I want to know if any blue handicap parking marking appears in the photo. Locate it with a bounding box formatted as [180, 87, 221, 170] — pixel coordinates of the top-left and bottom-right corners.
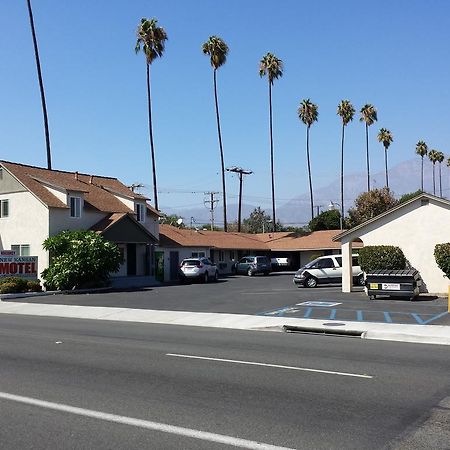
[297, 301, 342, 307]
[410, 311, 449, 325]
[258, 303, 448, 325]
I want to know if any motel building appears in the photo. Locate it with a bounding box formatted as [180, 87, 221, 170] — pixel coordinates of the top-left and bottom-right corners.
[0, 161, 160, 286]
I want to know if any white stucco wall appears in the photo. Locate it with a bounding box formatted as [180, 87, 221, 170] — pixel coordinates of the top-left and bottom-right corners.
[49, 206, 106, 236]
[0, 191, 49, 277]
[341, 198, 450, 294]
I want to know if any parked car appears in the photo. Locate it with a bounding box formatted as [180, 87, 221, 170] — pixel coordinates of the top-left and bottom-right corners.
[234, 256, 271, 276]
[293, 255, 364, 288]
[179, 257, 219, 283]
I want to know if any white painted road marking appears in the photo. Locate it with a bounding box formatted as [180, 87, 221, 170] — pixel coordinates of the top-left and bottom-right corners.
[0, 392, 294, 450]
[166, 353, 373, 379]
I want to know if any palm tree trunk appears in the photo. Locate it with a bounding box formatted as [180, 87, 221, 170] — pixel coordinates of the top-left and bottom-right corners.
[421, 156, 424, 192]
[238, 172, 243, 232]
[306, 126, 314, 221]
[432, 164, 436, 195]
[26, 0, 51, 170]
[340, 123, 345, 229]
[365, 123, 370, 191]
[213, 69, 227, 232]
[439, 163, 442, 197]
[385, 147, 389, 189]
[268, 82, 276, 232]
[146, 64, 158, 210]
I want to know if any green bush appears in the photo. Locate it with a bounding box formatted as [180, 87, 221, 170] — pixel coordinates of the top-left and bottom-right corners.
[0, 277, 29, 293]
[434, 243, 450, 278]
[27, 280, 42, 292]
[358, 245, 407, 273]
[42, 230, 123, 290]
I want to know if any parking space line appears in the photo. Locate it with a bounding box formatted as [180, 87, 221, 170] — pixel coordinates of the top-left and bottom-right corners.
[329, 309, 337, 320]
[0, 392, 293, 450]
[166, 354, 373, 379]
[356, 311, 364, 321]
[383, 312, 392, 323]
[303, 307, 312, 318]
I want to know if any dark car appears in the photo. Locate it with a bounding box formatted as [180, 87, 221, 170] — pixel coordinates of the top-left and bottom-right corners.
[234, 256, 271, 276]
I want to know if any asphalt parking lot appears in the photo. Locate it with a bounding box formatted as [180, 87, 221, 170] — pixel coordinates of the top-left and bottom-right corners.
[4, 273, 449, 326]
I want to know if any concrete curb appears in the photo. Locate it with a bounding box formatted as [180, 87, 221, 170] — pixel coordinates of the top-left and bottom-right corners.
[0, 302, 449, 346]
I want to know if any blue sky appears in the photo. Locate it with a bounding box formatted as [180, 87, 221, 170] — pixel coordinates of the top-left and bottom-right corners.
[1, 0, 450, 222]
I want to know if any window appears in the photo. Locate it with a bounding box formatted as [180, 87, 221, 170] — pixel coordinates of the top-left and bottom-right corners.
[135, 203, 145, 223]
[69, 196, 81, 218]
[0, 199, 9, 218]
[218, 251, 224, 261]
[335, 257, 342, 267]
[229, 250, 235, 261]
[0, 168, 3, 180]
[11, 244, 30, 256]
[317, 258, 334, 269]
[191, 252, 205, 258]
[352, 256, 359, 267]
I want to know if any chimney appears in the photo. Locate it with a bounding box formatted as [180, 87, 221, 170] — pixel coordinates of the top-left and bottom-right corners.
[74, 171, 79, 181]
[89, 175, 93, 184]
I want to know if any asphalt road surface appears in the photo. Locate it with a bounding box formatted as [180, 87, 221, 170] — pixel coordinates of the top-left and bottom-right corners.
[5, 273, 449, 325]
[0, 314, 449, 449]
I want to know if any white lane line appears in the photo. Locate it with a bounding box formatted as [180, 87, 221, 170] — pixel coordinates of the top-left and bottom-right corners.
[167, 353, 373, 379]
[0, 392, 293, 450]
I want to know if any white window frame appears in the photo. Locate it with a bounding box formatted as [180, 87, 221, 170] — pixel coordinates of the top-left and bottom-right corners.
[135, 203, 145, 223]
[69, 196, 81, 218]
[11, 244, 30, 256]
[0, 199, 9, 218]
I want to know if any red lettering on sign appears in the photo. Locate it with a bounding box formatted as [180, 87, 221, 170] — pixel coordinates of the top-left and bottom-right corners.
[31, 262, 36, 273]
[17, 262, 25, 274]
[9, 263, 17, 274]
[0, 263, 9, 274]
[25, 263, 31, 274]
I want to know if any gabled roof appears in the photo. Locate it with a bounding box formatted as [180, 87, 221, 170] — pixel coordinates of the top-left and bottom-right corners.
[332, 193, 450, 241]
[159, 225, 359, 251]
[0, 160, 159, 215]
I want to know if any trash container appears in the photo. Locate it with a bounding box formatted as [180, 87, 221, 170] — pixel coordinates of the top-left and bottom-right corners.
[365, 269, 422, 301]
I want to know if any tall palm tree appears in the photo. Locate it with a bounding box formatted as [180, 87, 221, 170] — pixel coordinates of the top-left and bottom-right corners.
[360, 104, 378, 191]
[26, 0, 52, 169]
[415, 140, 428, 192]
[428, 149, 439, 195]
[337, 100, 355, 229]
[298, 99, 319, 221]
[259, 53, 283, 232]
[377, 128, 393, 189]
[202, 36, 229, 231]
[436, 151, 445, 197]
[135, 18, 168, 211]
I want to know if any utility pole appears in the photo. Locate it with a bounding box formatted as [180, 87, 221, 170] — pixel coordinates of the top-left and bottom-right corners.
[226, 166, 253, 232]
[204, 192, 219, 230]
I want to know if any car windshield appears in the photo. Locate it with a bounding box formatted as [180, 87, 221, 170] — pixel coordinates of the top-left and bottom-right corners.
[181, 260, 201, 267]
[304, 259, 319, 269]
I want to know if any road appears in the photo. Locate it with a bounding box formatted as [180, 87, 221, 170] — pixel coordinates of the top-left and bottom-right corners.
[5, 273, 449, 325]
[0, 314, 449, 449]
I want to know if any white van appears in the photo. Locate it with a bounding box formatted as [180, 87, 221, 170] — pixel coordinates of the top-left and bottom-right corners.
[293, 255, 364, 288]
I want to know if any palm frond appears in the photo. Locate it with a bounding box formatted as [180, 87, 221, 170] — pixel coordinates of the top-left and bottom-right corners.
[415, 140, 428, 157]
[377, 128, 393, 150]
[360, 104, 378, 126]
[337, 100, 355, 125]
[297, 99, 319, 127]
[202, 36, 228, 69]
[259, 52, 283, 84]
[135, 17, 168, 64]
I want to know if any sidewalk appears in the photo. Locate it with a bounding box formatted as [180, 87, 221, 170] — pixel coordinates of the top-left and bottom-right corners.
[0, 301, 449, 346]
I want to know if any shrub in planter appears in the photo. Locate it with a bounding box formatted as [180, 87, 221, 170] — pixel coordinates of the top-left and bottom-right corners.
[27, 280, 42, 292]
[358, 245, 406, 273]
[0, 277, 29, 293]
[434, 243, 450, 279]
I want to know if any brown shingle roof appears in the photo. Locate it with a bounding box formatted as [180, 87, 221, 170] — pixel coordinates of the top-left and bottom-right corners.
[159, 226, 359, 251]
[1, 161, 158, 214]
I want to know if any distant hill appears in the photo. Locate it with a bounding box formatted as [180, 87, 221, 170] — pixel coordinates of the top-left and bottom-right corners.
[161, 158, 447, 227]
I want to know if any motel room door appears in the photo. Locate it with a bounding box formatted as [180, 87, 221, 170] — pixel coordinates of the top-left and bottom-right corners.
[127, 244, 137, 276]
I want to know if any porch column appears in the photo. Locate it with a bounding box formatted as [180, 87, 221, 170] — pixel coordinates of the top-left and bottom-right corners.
[342, 240, 353, 293]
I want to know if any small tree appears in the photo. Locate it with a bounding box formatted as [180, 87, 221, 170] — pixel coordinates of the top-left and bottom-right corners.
[434, 243, 450, 279]
[243, 207, 273, 234]
[42, 230, 122, 290]
[308, 209, 341, 231]
[398, 190, 423, 204]
[347, 188, 398, 228]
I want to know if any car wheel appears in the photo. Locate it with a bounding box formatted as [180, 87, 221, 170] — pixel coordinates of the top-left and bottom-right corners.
[247, 268, 253, 277]
[213, 271, 219, 282]
[357, 274, 365, 286]
[304, 276, 318, 288]
[204, 272, 209, 284]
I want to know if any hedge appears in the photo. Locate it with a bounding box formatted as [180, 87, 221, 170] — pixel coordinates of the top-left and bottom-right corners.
[0, 277, 42, 294]
[434, 243, 450, 279]
[358, 245, 407, 273]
